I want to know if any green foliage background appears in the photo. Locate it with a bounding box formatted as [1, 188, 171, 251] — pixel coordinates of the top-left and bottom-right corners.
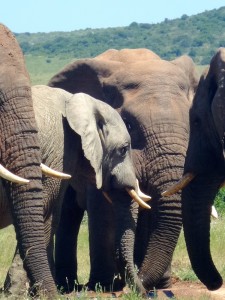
[215, 188, 225, 216]
[15, 6, 225, 65]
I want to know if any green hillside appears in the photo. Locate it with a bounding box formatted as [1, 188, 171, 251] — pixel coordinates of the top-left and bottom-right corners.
[15, 6, 225, 65]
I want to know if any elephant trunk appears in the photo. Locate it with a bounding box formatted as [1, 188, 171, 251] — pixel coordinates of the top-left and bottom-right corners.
[0, 89, 57, 296]
[113, 195, 146, 295]
[137, 192, 182, 289]
[182, 179, 223, 291]
[0, 24, 56, 296]
[133, 126, 186, 290]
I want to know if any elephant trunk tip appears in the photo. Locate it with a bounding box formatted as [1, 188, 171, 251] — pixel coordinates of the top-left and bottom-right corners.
[204, 275, 223, 291]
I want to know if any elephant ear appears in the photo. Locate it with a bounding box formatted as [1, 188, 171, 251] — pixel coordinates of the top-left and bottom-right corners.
[65, 93, 103, 189]
[209, 49, 225, 145]
[171, 55, 199, 100]
[48, 59, 116, 100]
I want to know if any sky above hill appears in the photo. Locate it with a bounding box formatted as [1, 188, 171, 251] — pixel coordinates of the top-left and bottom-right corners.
[1, 0, 224, 33]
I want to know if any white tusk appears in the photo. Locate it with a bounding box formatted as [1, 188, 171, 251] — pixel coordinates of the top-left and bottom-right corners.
[40, 163, 71, 179]
[162, 172, 195, 197]
[211, 206, 218, 219]
[126, 188, 151, 209]
[0, 164, 29, 184]
[102, 192, 112, 204]
[136, 179, 151, 201]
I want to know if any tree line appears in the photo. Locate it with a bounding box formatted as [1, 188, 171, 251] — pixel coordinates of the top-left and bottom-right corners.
[15, 6, 225, 65]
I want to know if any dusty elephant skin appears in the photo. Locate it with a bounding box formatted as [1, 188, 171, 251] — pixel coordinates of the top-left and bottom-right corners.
[5, 85, 144, 294]
[48, 48, 199, 293]
[182, 48, 225, 291]
[0, 24, 57, 297]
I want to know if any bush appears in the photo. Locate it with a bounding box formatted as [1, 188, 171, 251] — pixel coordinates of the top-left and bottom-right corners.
[214, 187, 225, 216]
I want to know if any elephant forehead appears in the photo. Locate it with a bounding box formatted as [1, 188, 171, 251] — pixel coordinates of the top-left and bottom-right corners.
[120, 89, 190, 130]
[103, 62, 189, 94]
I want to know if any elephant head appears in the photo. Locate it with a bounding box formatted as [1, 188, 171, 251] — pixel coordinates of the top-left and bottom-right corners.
[48, 48, 199, 293]
[33, 86, 149, 209]
[0, 24, 57, 296]
[177, 48, 225, 291]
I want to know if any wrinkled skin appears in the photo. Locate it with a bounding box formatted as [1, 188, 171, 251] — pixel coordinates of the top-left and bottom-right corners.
[49, 48, 199, 293]
[5, 85, 140, 294]
[182, 48, 225, 291]
[0, 24, 57, 297]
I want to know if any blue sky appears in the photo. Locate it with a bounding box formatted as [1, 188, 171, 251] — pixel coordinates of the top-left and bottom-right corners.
[1, 0, 225, 33]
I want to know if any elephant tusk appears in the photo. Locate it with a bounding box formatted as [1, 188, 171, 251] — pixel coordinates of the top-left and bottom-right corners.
[102, 192, 112, 204]
[40, 163, 71, 179]
[0, 164, 29, 184]
[136, 179, 151, 201]
[161, 172, 195, 197]
[126, 188, 151, 209]
[211, 206, 218, 219]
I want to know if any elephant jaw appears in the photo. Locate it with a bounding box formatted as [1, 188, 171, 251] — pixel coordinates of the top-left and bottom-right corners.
[126, 188, 151, 209]
[103, 179, 152, 209]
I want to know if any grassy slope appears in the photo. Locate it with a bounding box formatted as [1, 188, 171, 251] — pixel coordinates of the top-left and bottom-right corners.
[25, 55, 75, 85]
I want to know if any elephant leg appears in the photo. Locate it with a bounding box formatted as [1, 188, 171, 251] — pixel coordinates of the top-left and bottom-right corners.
[3, 245, 28, 297]
[55, 185, 84, 293]
[87, 187, 123, 292]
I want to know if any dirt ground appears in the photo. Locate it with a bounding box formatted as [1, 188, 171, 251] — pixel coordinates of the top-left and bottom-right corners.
[71, 281, 225, 299]
[155, 281, 225, 300]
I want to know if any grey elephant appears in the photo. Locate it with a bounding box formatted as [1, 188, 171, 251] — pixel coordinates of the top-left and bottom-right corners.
[0, 23, 65, 297]
[169, 48, 225, 291]
[4, 84, 149, 296]
[48, 48, 199, 293]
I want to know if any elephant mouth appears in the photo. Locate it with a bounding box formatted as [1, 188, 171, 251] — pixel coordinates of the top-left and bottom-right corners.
[103, 179, 152, 209]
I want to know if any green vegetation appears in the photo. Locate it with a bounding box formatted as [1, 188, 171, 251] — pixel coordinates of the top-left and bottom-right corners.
[16, 6, 225, 65]
[215, 188, 225, 216]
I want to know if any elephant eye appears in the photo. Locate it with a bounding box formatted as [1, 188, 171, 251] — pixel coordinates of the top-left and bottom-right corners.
[119, 145, 129, 157]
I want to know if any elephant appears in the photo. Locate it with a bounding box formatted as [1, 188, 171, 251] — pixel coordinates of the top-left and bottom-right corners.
[48, 48, 199, 293]
[4, 84, 149, 296]
[169, 47, 225, 291]
[0, 23, 64, 297]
